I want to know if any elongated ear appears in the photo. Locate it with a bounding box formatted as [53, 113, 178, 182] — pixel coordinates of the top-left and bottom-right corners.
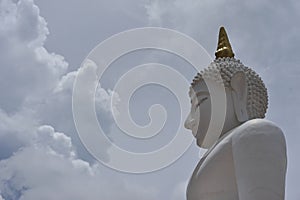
[230, 71, 249, 122]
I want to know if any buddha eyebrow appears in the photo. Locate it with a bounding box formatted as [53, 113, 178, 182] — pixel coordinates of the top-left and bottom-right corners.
[196, 91, 209, 97]
[191, 91, 209, 103]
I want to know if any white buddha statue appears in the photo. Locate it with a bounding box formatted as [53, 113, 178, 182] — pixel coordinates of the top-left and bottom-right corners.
[185, 27, 287, 200]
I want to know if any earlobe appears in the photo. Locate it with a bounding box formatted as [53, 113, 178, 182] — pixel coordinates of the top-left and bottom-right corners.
[230, 71, 249, 122]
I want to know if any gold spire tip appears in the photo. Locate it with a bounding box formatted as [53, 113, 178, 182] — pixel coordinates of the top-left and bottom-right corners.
[215, 27, 234, 59]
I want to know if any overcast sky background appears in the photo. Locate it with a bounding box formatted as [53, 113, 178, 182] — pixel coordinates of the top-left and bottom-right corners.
[0, 0, 299, 199]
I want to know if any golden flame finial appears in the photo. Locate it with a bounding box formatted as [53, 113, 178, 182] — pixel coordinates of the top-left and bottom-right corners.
[215, 27, 234, 58]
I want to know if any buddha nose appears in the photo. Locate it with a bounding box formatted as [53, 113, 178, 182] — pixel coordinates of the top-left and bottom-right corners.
[184, 114, 194, 130]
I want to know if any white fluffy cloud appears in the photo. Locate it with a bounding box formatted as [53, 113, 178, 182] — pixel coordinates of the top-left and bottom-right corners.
[0, 0, 71, 159]
[0, 0, 157, 199]
[0, 0, 67, 113]
[0, 125, 157, 200]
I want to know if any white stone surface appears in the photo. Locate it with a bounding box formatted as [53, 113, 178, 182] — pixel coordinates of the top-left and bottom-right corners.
[185, 65, 287, 199]
[186, 119, 287, 200]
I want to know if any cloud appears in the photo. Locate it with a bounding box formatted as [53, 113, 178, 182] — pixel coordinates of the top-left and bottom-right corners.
[31, 58, 119, 163]
[0, 0, 72, 160]
[0, 125, 157, 200]
[0, 0, 68, 113]
[0, 0, 157, 199]
[0, 0, 48, 47]
[0, 108, 37, 160]
[0, 0, 117, 159]
[35, 125, 75, 158]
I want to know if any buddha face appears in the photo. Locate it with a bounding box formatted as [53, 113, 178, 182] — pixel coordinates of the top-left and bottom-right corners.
[184, 81, 211, 147]
[185, 72, 249, 148]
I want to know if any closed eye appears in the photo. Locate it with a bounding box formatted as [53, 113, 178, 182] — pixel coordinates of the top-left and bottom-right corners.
[196, 97, 208, 108]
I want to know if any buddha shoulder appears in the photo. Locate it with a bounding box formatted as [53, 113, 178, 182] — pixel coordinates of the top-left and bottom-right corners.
[230, 119, 286, 146]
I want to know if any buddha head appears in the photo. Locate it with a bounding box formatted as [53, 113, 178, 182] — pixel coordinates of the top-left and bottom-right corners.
[184, 27, 268, 148]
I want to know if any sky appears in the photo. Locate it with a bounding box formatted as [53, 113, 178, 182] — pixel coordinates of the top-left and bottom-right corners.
[0, 0, 299, 199]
